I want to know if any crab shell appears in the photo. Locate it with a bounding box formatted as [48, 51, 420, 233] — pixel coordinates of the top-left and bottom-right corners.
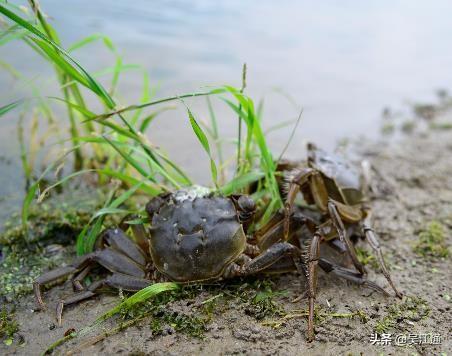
[148, 195, 246, 282]
[308, 143, 364, 205]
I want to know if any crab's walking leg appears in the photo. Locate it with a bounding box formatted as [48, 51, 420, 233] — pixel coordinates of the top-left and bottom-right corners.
[34, 254, 95, 310]
[223, 242, 301, 278]
[256, 210, 306, 251]
[56, 272, 152, 325]
[244, 242, 300, 274]
[283, 168, 317, 241]
[306, 231, 321, 342]
[72, 266, 92, 291]
[317, 258, 389, 296]
[327, 200, 366, 275]
[56, 290, 97, 326]
[35, 244, 147, 310]
[102, 228, 148, 267]
[362, 210, 403, 299]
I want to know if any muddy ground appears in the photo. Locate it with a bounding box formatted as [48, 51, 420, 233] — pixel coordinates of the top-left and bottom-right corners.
[1, 130, 451, 356]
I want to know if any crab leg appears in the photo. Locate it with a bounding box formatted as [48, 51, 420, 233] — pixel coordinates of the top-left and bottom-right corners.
[102, 228, 147, 267]
[72, 265, 93, 291]
[223, 242, 301, 278]
[361, 210, 403, 298]
[34, 254, 94, 310]
[283, 168, 318, 240]
[327, 200, 366, 275]
[56, 290, 97, 326]
[34, 247, 146, 310]
[317, 258, 389, 295]
[256, 210, 306, 250]
[306, 231, 321, 342]
[244, 242, 300, 274]
[56, 272, 152, 325]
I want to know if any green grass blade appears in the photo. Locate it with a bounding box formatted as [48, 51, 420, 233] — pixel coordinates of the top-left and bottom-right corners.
[206, 96, 225, 182]
[277, 109, 303, 162]
[139, 107, 175, 133]
[90, 89, 226, 122]
[75, 224, 90, 255]
[49, 96, 96, 119]
[21, 145, 80, 236]
[219, 171, 265, 195]
[0, 99, 24, 117]
[0, 24, 27, 46]
[106, 136, 180, 188]
[102, 135, 151, 179]
[91, 207, 132, 220]
[30, 37, 90, 87]
[77, 183, 118, 254]
[68, 33, 116, 52]
[97, 282, 180, 322]
[37, 169, 96, 203]
[131, 69, 151, 125]
[187, 108, 218, 188]
[108, 176, 154, 209]
[79, 217, 104, 254]
[0, 4, 115, 107]
[98, 169, 162, 195]
[153, 150, 193, 186]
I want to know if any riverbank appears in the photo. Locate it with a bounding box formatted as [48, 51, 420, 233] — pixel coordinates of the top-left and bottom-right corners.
[1, 129, 451, 356]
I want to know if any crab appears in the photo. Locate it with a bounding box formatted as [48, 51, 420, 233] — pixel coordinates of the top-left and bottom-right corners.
[282, 143, 403, 341]
[34, 188, 310, 326]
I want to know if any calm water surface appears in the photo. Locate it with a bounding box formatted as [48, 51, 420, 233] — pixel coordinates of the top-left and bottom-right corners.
[1, 0, 452, 220]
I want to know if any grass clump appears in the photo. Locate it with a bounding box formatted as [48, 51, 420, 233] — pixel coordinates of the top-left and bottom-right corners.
[355, 247, 380, 270]
[374, 296, 430, 334]
[0, 307, 19, 346]
[414, 221, 449, 258]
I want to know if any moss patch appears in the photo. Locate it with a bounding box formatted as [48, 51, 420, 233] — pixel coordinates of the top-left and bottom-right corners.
[0, 307, 19, 346]
[150, 309, 207, 338]
[355, 247, 380, 270]
[0, 248, 67, 298]
[115, 278, 288, 339]
[0, 189, 103, 299]
[414, 221, 449, 258]
[374, 296, 430, 334]
[0, 189, 100, 247]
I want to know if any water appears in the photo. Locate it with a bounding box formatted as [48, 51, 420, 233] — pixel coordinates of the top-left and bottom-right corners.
[1, 0, 452, 219]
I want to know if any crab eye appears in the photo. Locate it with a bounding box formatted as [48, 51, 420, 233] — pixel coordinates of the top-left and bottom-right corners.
[145, 197, 164, 217]
[237, 195, 256, 212]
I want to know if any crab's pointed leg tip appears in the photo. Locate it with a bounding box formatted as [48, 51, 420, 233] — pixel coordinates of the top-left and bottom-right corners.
[56, 302, 64, 326]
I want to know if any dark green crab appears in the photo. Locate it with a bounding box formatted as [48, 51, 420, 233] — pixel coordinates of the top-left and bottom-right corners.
[34, 188, 306, 325]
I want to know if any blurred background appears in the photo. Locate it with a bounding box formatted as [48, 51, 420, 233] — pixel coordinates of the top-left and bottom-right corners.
[1, 0, 452, 215]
